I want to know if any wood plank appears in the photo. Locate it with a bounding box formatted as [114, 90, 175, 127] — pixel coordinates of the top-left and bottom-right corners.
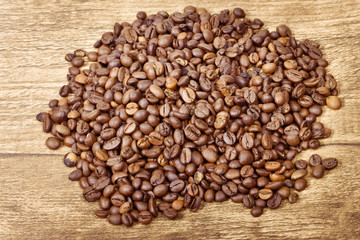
[0, 0, 360, 239]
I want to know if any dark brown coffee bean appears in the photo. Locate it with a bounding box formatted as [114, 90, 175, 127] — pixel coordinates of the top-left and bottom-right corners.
[108, 214, 121, 225]
[163, 208, 178, 220]
[309, 154, 322, 167]
[294, 179, 307, 191]
[69, 169, 82, 181]
[251, 206, 263, 217]
[288, 192, 299, 204]
[322, 158, 338, 170]
[204, 189, 215, 203]
[138, 211, 153, 224]
[294, 160, 308, 170]
[267, 192, 282, 209]
[243, 195, 255, 208]
[83, 187, 101, 202]
[95, 210, 109, 218]
[312, 165, 325, 179]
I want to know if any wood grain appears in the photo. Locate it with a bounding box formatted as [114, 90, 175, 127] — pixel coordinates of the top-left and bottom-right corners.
[1, 0, 360, 239]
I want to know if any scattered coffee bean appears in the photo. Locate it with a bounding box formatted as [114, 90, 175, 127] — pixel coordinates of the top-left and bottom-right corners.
[309, 154, 322, 167]
[326, 96, 341, 110]
[45, 137, 61, 150]
[312, 165, 325, 179]
[37, 6, 341, 226]
[322, 158, 338, 170]
[63, 152, 77, 167]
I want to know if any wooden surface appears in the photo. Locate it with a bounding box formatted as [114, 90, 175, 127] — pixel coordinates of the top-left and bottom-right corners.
[0, 0, 360, 239]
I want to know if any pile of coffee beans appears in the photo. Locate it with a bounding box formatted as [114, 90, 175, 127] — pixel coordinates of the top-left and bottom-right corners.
[36, 6, 341, 225]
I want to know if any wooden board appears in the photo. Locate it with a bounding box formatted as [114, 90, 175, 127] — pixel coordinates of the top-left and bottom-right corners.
[1, 0, 360, 239]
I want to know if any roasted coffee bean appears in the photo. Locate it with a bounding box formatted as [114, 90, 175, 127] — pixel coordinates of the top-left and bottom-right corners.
[322, 158, 338, 170]
[163, 208, 178, 220]
[294, 179, 307, 191]
[38, 7, 341, 225]
[294, 160, 308, 170]
[63, 152, 77, 167]
[83, 187, 101, 202]
[312, 165, 325, 179]
[251, 206, 263, 217]
[95, 210, 109, 218]
[309, 154, 322, 167]
[243, 195, 255, 208]
[69, 169, 82, 181]
[326, 96, 341, 110]
[267, 192, 282, 209]
[138, 211, 153, 224]
[46, 137, 61, 150]
[108, 214, 121, 225]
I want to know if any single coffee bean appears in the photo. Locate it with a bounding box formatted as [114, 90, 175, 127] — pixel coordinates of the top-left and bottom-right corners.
[294, 160, 308, 170]
[291, 169, 308, 180]
[46, 137, 61, 150]
[258, 189, 273, 200]
[288, 192, 299, 204]
[326, 96, 341, 110]
[108, 214, 121, 225]
[138, 211, 153, 224]
[189, 196, 201, 212]
[69, 169, 82, 181]
[172, 199, 184, 211]
[63, 152, 77, 167]
[95, 210, 109, 218]
[294, 179, 307, 191]
[243, 195, 255, 208]
[163, 208, 178, 220]
[322, 158, 338, 170]
[251, 206, 263, 217]
[312, 165, 325, 179]
[309, 154, 322, 167]
[267, 192, 282, 209]
[83, 187, 101, 202]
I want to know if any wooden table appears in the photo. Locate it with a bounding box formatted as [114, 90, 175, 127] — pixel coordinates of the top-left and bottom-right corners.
[1, 0, 360, 239]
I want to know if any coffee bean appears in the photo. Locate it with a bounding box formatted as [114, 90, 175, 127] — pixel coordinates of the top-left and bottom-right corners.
[288, 192, 299, 204]
[267, 192, 282, 209]
[258, 189, 273, 200]
[291, 169, 308, 180]
[169, 179, 185, 193]
[243, 195, 255, 208]
[46, 137, 61, 150]
[121, 213, 134, 227]
[326, 96, 341, 110]
[294, 179, 307, 191]
[322, 158, 338, 170]
[179, 87, 196, 103]
[69, 169, 82, 181]
[294, 160, 308, 170]
[63, 152, 77, 167]
[251, 206, 263, 217]
[163, 208, 178, 220]
[309, 154, 322, 167]
[201, 148, 218, 163]
[38, 7, 341, 224]
[83, 187, 101, 202]
[214, 191, 227, 202]
[312, 165, 325, 179]
[95, 210, 109, 218]
[138, 211, 153, 224]
[108, 214, 121, 225]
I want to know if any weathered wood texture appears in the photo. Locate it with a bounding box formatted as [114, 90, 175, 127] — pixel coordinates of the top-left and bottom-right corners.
[0, 0, 360, 239]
